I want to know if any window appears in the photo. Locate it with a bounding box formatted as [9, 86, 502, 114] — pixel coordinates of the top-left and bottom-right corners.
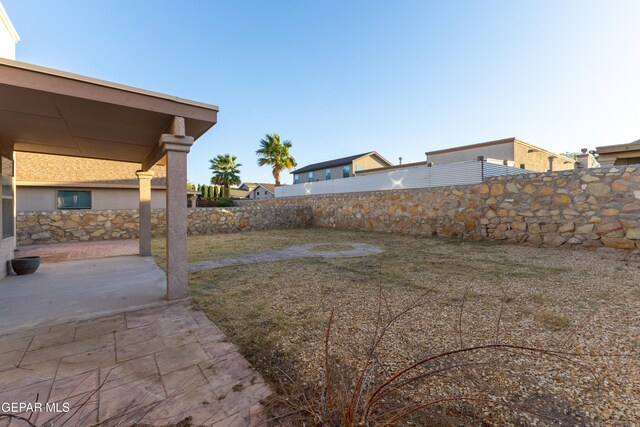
[356, 165, 364, 171]
[57, 190, 91, 209]
[293, 174, 299, 184]
[2, 156, 13, 239]
[614, 157, 640, 166]
[520, 164, 526, 169]
[325, 169, 331, 180]
[342, 165, 351, 178]
[307, 171, 313, 181]
[257, 191, 260, 195]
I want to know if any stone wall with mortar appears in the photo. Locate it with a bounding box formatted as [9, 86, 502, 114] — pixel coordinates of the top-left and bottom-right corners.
[16, 206, 312, 245]
[244, 166, 640, 252]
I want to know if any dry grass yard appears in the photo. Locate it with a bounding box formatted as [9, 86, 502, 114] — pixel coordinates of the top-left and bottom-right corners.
[152, 228, 640, 426]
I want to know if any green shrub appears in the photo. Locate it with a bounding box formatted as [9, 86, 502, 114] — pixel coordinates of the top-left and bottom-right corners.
[215, 198, 234, 207]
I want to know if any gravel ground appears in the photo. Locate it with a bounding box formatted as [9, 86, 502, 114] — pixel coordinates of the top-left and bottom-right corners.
[155, 228, 640, 425]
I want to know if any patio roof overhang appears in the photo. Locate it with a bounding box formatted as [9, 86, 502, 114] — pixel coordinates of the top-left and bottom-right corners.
[0, 57, 219, 299]
[0, 58, 218, 166]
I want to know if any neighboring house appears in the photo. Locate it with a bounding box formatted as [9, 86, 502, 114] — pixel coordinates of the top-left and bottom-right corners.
[425, 137, 575, 172]
[246, 183, 275, 200]
[595, 139, 640, 167]
[291, 151, 392, 184]
[0, 1, 18, 60]
[228, 188, 249, 199]
[15, 152, 168, 211]
[238, 182, 258, 192]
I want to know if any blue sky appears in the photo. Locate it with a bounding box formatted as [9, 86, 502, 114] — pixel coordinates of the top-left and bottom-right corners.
[4, 0, 640, 185]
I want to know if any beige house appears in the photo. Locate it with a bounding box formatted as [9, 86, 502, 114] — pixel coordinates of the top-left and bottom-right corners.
[425, 137, 575, 172]
[291, 151, 392, 184]
[246, 183, 275, 200]
[595, 139, 640, 167]
[16, 152, 168, 211]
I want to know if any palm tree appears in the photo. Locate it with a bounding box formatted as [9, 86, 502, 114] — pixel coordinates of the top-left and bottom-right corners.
[256, 133, 296, 186]
[209, 154, 242, 198]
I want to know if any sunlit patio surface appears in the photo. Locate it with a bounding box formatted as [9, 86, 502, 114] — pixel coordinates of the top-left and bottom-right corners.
[0, 241, 271, 426]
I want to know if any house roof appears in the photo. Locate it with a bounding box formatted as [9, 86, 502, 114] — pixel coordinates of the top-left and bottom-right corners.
[595, 139, 640, 154]
[291, 152, 390, 174]
[229, 188, 249, 199]
[253, 183, 275, 194]
[0, 58, 218, 165]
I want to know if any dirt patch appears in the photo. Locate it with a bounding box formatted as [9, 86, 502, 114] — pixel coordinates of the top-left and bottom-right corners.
[155, 227, 640, 425]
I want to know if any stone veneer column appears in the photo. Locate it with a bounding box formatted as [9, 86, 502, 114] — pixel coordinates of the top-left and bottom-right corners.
[136, 170, 154, 256]
[160, 134, 194, 300]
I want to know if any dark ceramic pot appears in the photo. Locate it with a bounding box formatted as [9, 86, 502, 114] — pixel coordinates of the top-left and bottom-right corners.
[11, 256, 41, 275]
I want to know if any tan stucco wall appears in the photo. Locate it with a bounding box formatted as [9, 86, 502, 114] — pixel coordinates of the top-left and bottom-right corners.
[513, 141, 574, 172]
[428, 141, 574, 172]
[17, 187, 166, 211]
[428, 142, 515, 166]
[0, 19, 15, 60]
[15, 152, 166, 186]
[353, 154, 390, 171]
[0, 2, 18, 60]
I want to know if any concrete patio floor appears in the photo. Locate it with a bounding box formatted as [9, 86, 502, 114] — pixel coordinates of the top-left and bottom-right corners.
[0, 301, 271, 426]
[16, 239, 138, 263]
[0, 255, 166, 334]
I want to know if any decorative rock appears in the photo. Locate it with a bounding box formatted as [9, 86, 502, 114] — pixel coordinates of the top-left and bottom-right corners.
[612, 179, 631, 191]
[558, 222, 575, 233]
[602, 208, 619, 216]
[586, 183, 610, 196]
[626, 228, 640, 240]
[575, 223, 594, 234]
[543, 233, 567, 247]
[601, 237, 635, 250]
[490, 183, 504, 196]
[596, 221, 622, 235]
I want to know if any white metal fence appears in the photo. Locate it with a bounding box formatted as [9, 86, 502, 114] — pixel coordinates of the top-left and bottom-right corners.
[275, 160, 530, 198]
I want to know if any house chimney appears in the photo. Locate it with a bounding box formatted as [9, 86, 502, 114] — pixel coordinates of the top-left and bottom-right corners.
[548, 156, 555, 172]
[399, 157, 402, 165]
[575, 148, 591, 169]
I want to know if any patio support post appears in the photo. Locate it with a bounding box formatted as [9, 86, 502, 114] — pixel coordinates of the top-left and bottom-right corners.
[160, 117, 194, 300]
[136, 170, 154, 256]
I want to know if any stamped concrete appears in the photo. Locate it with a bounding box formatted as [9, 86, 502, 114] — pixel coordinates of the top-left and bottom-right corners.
[0, 301, 270, 426]
[0, 256, 166, 334]
[189, 242, 382, 272]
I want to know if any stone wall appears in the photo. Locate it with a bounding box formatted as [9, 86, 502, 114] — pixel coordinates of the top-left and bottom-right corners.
[16, 206, 312, 245]
[245, 166, 640, 251]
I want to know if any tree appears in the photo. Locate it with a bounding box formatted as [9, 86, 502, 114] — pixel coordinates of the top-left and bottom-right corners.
[560, 152, 579, 161]
[197, 183, 202, 194]
[256, 133, 296, 186]
[213, 186, 218, 199]
[210, 154, 242, 198]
